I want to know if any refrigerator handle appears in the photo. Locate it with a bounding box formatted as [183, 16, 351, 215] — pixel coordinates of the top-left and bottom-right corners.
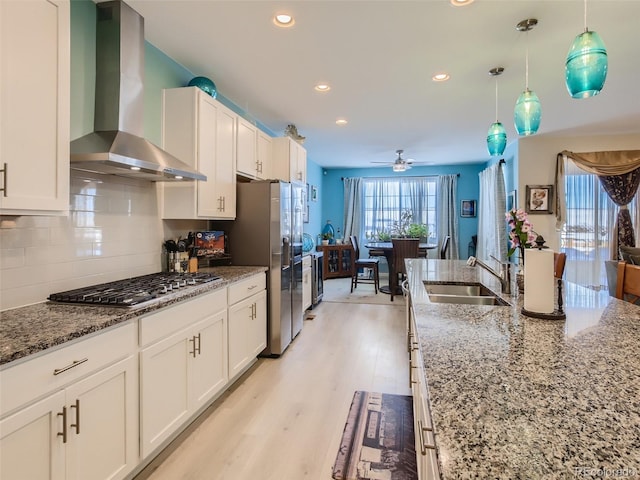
[282, 237, 291, 266]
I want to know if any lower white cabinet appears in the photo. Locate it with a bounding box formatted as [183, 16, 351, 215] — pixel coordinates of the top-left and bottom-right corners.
[302, 255, 312, 311]
[228, 274, 267, 380]
[0, 325, 138, 480]
[139, 290, 228, 458]
[409, 307, 441, 480]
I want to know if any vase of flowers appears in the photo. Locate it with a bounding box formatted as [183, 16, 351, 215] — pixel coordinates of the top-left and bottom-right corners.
[506, 208, 536, 293]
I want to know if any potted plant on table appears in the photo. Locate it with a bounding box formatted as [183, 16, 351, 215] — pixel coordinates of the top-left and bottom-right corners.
[506, 208, 536, 292]
[321, 232, 332, 245]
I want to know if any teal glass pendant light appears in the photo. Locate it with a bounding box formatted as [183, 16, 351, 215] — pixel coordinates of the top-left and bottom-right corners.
[487, 67, 507, 156]
[565, 0, 608, 98]
[514, 19, 541, 136]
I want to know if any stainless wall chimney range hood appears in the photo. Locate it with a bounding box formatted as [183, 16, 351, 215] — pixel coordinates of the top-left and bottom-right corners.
[70, 0, 206, 182]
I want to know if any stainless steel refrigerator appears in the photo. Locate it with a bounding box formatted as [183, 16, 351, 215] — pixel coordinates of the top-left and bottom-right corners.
[228, 180, 304, 356]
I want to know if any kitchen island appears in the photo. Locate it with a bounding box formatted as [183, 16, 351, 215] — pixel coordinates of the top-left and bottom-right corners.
[406, 259, 640, 479]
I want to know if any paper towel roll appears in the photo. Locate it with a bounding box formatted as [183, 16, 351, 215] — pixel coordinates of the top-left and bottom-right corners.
[524, 249, 555, 313]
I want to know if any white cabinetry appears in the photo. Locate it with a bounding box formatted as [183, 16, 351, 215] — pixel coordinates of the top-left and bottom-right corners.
[0, 0, 70, 215]
[139, 288, 228, 458]
[302, 255, 312, 311]
[228, 273, 267, 381]
[272, 137, 307, 184]
[237, 121, 272, 180]
[0, 324, 138, 480]
[162, 87, 236, 219]
[408, 303, 441, 480]
[256, 129, 273, 179]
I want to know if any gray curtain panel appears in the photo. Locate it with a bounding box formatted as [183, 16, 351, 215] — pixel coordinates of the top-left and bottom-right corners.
[436, 174, 459, 259]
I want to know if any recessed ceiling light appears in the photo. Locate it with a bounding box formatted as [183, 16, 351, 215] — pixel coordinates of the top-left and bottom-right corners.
[450, 0, 474, 6]
[432, 73, 450, 82]
[315, 83, 331, 92]
[274, 13, 295, 27]
[174, 175, 183, 180]
[130, 166, 141, 171]
[336, 119, 348, 126]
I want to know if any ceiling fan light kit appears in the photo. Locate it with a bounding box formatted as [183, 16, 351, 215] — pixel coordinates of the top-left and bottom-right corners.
[486, 67, 507, 156]
[565, 0, 608, 98]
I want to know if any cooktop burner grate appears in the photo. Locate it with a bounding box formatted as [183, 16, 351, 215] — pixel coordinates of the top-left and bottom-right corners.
[48, 272, 221, 307]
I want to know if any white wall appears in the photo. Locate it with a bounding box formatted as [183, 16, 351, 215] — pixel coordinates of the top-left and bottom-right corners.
[517, 132, 640, 251]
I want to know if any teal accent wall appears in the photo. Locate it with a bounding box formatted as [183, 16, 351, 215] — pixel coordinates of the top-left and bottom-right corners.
[320, 164, 485, 259]
[304, 158, 324, 243]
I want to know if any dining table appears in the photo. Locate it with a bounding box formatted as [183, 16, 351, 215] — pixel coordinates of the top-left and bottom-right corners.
[364, 241, 437, 294]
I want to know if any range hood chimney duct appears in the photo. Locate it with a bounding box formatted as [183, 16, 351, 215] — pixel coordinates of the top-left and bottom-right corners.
[70, 0, 206, 182]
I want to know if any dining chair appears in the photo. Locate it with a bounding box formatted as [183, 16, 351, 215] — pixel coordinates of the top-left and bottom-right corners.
[350, 235, 380, 294]
[390, 238, 420, 301]
[553, 252, 567, 279]
[615, 261, 640, 305]
[440, 235, 451, 259]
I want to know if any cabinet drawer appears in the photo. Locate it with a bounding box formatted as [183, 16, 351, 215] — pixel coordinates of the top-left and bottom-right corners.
[1, 322, 136, 417]
[139, 288, 227, 347]
[228, 273, 266, 305]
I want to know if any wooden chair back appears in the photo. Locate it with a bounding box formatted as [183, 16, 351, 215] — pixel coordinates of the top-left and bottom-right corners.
[615, 261, 640, 305]
[554, 252, 567, 279]
[440, 236, 451, 259]
[349, 235, 360, 258]
[392, 238, 420, 275]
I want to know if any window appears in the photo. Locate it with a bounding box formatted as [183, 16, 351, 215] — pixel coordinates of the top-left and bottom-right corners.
[361, 177, 437, 241]
[561, 161, 638, 290]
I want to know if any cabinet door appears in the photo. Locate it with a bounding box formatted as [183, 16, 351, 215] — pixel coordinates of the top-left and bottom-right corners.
[65, 356, 138, 480]
[256, 130, 272, 180]
[0, 391, 66, 480]
[248, 290, 267, 358]
[302, 267, 312, 311]
[190, 310, 228, 411]
[0, 0, 70, 214]
[236, 117, 258, 179]
[214, 103, 237, 218]
[228, 296, 252, 380]
[140, 329, 190, 458]
[195, 94, 220, 218]
[294, 142, 307, 184]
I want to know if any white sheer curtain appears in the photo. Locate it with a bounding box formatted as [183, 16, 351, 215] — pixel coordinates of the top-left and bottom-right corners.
[561, 158, 639, 290]
[477, 163, 507, 262]
[436, 175, 459, 259]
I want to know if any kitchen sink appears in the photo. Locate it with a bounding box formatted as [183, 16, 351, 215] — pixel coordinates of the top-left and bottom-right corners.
[424, 282, 511, 306]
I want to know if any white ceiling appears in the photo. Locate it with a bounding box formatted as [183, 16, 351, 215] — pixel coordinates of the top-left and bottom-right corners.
[128, 0, 640, 169]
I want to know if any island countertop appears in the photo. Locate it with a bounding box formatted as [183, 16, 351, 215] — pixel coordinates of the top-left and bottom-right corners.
[0, 266, 267, 367]
[406, 259, 640, 479]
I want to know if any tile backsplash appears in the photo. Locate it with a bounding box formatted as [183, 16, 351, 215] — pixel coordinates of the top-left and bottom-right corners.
[0, 172, 166, 310]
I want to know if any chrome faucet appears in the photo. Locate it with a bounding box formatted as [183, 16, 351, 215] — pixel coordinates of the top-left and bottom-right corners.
[467, 255, 511, 295]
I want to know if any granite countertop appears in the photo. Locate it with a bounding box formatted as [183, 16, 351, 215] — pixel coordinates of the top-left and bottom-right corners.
[406, 259, 640, 479]
[0, 266, 267, 367]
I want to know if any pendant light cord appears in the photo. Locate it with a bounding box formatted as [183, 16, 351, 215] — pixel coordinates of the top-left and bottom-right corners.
[584, 0, 588, 31]
[495, 77, 499, 122]
[525, 30, 530, 90]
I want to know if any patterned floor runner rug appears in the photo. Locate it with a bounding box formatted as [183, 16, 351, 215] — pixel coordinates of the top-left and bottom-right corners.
[332, 391, 418, 480]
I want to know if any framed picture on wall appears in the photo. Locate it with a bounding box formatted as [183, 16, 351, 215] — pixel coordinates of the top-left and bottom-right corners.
[525, 185, 553, 214]
[461, 200, 477, 217]
[311, 185, 318, 202]
[507, 190, 517, 211]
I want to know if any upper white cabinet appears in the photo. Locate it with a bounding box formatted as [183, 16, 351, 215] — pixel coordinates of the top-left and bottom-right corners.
[237, 122, 272, 180]
[272, 137, 307, 184]
[256, 130, 272, 180]
[0, 0, 70, 215]
[162, 87, 236, 219]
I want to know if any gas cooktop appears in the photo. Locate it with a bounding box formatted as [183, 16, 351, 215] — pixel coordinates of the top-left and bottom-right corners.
[48, 272, 221, 307]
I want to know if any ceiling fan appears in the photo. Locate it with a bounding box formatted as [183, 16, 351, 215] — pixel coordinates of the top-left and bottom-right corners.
[371, 149, 424, 172]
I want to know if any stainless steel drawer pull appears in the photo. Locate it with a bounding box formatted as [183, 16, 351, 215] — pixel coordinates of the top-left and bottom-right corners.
[418, 419, 437, 455]
[70, 399, 80, 434]
[57, 406, 67, 443]
[195, 333, 201, 355]
[53, 358, 88, 375]
[247, 284, 258, 290]
[0, 163, 7, 197]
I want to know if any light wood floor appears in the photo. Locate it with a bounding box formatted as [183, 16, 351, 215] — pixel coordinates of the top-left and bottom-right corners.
[135, 298, 410, 480]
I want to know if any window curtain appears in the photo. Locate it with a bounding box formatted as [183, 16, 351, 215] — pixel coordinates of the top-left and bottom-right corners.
[556, 150, 640, 253]
[477, 162, 507, 262]
[436, 175, 459, 259]
[342, 177, 362, 241]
